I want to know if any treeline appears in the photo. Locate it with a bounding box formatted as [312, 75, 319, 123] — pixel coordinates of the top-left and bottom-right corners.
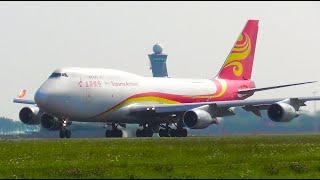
[190, 109, 320, 135]
[1, 109, 320, 137]
[0, 117, 40, 135]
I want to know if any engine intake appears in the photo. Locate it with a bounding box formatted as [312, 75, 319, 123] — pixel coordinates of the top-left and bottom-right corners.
[40, 114, 61, 131]
[19, 107, 40, 125]
[267, 102, 298, 122]
[183, 108, 217, 129]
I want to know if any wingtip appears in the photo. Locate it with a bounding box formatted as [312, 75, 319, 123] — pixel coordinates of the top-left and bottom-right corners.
[306, 81, 317, 84]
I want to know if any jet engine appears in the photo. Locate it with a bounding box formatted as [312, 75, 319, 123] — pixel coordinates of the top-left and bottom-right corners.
[19, 107, 41, 125]
[183, 108, 217, 129]
[267, 102, 298, 122]
[40, 114, 61, 131]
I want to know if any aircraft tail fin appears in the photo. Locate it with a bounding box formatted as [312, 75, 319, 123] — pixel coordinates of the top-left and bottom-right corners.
[217, 20, 259, 80]
[17, 89, 27, 99]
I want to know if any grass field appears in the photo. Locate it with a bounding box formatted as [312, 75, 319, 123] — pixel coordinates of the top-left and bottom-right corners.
[1, 135, 320, 178]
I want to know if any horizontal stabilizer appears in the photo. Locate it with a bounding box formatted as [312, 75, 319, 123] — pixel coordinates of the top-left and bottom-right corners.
[13, 98, 36, 105]
[238, 81, 317, 95]
[13, 89, 36, 104]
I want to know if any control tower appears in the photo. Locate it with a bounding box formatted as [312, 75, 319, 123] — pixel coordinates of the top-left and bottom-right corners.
[148, 44, 168, 77]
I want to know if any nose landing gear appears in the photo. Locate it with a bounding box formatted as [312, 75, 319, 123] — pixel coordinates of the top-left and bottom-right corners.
[59, 118, 71, 138]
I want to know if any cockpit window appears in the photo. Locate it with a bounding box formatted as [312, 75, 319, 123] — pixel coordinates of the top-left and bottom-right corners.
[49, 72, 68, 79]
[49, 73, 61, 78]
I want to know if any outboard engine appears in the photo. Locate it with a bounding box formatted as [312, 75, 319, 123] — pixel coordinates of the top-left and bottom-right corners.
[19, 107, 41, 125]
[267, 102, 299, 122]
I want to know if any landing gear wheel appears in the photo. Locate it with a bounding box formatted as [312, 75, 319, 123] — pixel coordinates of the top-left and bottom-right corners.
[106, 130, 112, 137]
[159, 129, 170, 137]
[59, 129, 66, 138]
[144, 129, 153, 137]
[169, 128, 188, 137]
[169, 129, 176, 137]
[182, 129, 187, 137]
[136, 129, 153, 137]
[176, 128, 187, 137]
[136, 129, 142, 137]
[106, 129, 123, 138]
[65, 129, 71, 138]
[114, 129, 123, 138]
[58, 118, 72, 139]
[59, 128, 71, 138]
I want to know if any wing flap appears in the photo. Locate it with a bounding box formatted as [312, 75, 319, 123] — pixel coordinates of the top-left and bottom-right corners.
[242, 105, 270, 117]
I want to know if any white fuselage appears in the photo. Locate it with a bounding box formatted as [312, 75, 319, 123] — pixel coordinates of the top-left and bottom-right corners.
[34, 67, 231, 123]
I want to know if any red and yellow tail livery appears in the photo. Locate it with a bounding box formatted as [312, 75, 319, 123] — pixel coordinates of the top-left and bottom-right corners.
[218, 20, 259, 80]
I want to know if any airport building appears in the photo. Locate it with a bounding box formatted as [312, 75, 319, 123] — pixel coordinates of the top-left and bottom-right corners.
[148, 44, 169, 77]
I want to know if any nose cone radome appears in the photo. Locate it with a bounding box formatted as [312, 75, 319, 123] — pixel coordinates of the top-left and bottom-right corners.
[34, 79, 74, 117]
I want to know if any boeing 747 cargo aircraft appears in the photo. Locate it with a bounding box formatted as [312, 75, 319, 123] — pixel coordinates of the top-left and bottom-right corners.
[13, 20, 320, 138]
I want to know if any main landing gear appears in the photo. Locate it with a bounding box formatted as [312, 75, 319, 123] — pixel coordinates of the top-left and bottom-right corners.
[136, 124, 153, 137]
[59, 119, 71, 138]
[158, 123, 188, 137]
[135, 122, 188, 137]
[170, 128, 188, 137]
[105, 123, 123, 138]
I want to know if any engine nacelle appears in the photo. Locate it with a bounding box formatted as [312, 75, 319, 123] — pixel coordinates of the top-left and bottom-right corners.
[267, 102, 298, 122]
[40, 114, 61, 131]
[183, 109, 217, 129]
[19, 107, 40, 125]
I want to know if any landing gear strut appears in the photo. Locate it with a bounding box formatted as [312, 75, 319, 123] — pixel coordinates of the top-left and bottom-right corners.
[105, 123, 123, 138]
[59, 118, 71, 138]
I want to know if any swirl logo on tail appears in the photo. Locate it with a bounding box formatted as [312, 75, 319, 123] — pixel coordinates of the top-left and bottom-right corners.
[223, 33, 251, 77]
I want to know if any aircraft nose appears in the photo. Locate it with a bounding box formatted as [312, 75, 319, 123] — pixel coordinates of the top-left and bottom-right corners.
[34, 87, 48, 108]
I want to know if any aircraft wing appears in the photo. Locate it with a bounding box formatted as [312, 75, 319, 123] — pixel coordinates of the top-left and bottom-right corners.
[128, 96, 320, 117]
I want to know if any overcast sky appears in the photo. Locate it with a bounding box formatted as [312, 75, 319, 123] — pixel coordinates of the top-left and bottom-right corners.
[1, 1, 320, 119]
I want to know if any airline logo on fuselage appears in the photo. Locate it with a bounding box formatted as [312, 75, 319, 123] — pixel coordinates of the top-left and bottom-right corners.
[78, 75, 139, 88]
